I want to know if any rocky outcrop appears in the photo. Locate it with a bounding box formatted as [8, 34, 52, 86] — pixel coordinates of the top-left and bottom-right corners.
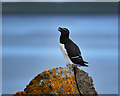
[13, 64, 97, 95]
[75, 67, 97, 94]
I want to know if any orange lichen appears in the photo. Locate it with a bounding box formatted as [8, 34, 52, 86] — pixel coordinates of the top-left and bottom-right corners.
[13, 91, 26, 96]
[13, 67, 79, 95]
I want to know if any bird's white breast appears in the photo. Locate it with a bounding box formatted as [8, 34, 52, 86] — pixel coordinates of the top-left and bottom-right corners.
[60, 43, 73, 65]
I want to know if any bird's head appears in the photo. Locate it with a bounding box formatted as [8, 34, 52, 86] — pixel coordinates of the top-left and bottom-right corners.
[58, 27, 69, 38]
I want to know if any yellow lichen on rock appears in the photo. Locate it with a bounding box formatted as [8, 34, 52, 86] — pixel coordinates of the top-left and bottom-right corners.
[13, 65, 97, 95]
[13, 67, 79, 95]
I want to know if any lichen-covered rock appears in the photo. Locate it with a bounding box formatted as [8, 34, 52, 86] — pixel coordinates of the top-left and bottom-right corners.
[13, 64, 98, 95]
[75, 67, 98, 95]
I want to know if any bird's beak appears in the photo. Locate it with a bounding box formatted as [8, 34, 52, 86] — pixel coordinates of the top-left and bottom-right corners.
[58, 27, 62, 32]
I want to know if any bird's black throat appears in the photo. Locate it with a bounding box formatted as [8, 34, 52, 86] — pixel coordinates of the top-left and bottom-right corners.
[60, 35, 69, 44]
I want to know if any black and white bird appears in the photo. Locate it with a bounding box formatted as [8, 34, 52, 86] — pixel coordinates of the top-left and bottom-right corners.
[58, 27, 88, 67]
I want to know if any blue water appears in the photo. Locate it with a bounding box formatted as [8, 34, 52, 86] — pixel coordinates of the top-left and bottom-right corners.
[2, 14, 118, 94]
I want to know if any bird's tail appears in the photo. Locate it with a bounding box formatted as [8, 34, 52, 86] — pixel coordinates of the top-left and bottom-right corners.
[84, 61, 88, 64]
[83, 61, 88, 67]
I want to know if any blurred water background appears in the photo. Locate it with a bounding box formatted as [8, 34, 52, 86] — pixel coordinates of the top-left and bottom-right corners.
[2, 2, 118, 94]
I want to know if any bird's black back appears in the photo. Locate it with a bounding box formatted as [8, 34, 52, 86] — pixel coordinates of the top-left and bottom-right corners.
[60, 37, 81, 56]
[60, 37, 88, 67]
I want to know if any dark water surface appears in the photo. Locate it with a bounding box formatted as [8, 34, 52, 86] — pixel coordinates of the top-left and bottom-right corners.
[2, 14, 118, 94]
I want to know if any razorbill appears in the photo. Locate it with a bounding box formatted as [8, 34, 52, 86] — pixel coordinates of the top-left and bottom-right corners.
[58, 27, 88, 67]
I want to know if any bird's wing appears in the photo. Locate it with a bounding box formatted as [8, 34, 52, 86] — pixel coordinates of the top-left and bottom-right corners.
[70, 52, 88, 66]
[65, 39, 88, 66]
[71, 55, 83, 60]
[65, 39, 81, 57]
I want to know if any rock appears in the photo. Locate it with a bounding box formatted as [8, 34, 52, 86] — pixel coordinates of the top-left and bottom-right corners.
[13, 64, 98, 95]
[75, 67, 97, 95]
